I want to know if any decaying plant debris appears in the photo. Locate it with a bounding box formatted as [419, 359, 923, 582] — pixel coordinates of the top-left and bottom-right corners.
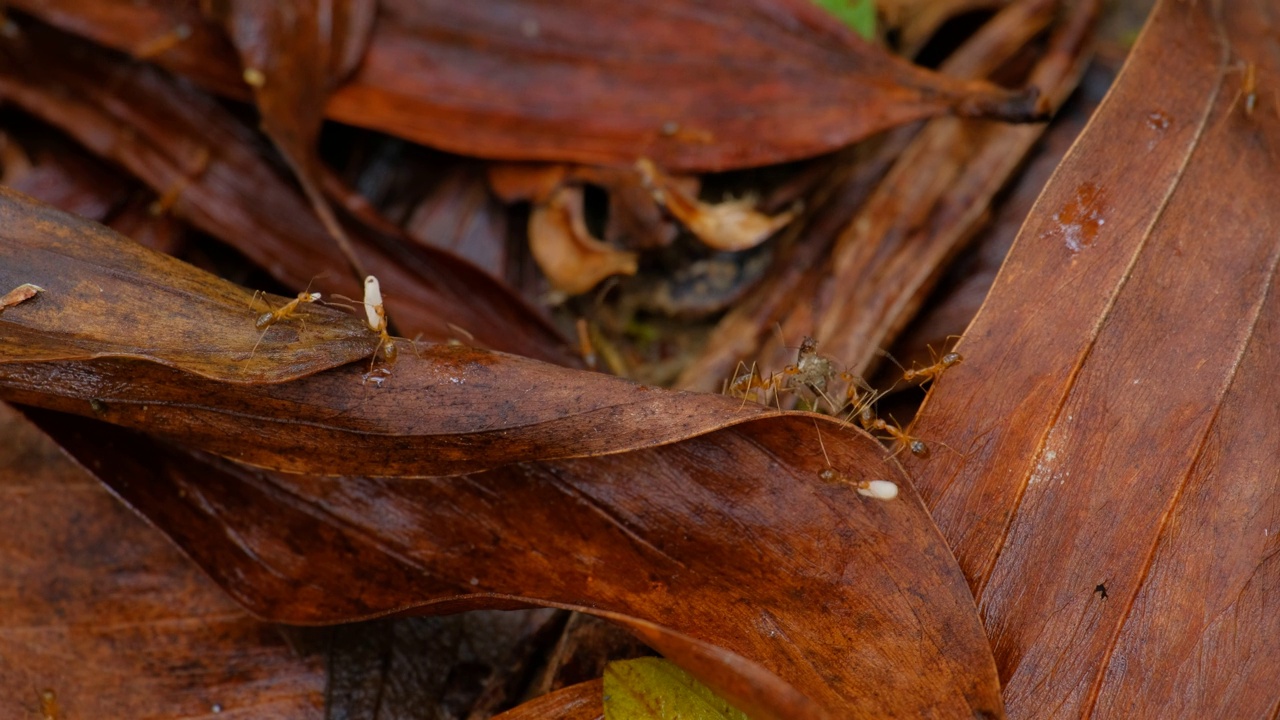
[3, 0, 1277, 718]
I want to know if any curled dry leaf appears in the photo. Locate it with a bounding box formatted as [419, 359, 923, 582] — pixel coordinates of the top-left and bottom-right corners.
[2, 192, 1004, 718]
[18, 0, 1043, 172]
[0, 404, 325, 719]
[530, 185, 639, 296]
[0, 188, 376, 383]
[636, 159, 799, 252]
[908, 0, 1280, 716]
[0, 283, 42, 312]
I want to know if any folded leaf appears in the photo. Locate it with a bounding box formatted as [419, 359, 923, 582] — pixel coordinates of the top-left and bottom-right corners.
[2, 192, 1006, 718]
[0, 22, 576, 365]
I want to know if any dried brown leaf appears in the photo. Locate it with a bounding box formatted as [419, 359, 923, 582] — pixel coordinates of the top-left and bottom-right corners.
[0, 404, 325, 719]
[18, 0, 1043, 172]
[530, 185, 640, 296]
[0, 22, 576, 365]
[2, 192, 1003, 718]
[492, 680, 603, 720]
[908, 0, 1280, 715]
[678, 0, 1065, 391]
[636, 159, 798, 252]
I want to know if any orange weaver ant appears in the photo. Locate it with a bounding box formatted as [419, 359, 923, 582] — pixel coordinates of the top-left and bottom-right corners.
[902, 351, 963, 385]
[245, 279, 323, 363]
[858, 406, 928, 458]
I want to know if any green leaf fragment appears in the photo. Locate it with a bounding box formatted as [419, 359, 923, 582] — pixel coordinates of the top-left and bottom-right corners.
[812, 0, 877, 40]
[603, 658, 750, 720]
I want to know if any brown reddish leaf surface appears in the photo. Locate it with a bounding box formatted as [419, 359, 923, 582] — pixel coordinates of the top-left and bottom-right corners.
[207, 0, 373, 159]
[492, 680, 604, 720]
[0, 404, 325, 719]
[907, 0, 1280, 715]
[206, 0, 377, 281]
[1, 194, 1004, 717]
[31, 410, 999, 719]
[762, 0, 1095, 379]
[0, 22, 576, 366]
[17, 0, 1043, 172]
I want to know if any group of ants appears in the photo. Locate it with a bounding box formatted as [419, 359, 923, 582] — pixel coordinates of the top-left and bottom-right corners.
[249, 278, 961, 498]
[725, 335, 961, 462]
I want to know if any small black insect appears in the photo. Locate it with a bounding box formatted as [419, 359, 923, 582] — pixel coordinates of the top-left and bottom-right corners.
[1094, 582, 1108, 601]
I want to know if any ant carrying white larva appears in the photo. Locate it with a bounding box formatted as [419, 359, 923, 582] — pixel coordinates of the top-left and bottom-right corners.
[813, 420, 898, 501]
[331, 275, 400, 385]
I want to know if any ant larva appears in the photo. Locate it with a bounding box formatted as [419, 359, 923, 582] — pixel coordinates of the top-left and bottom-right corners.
[360, 275, 398, 382]
[813, 420, 898, 500]
[331, 275, 399, 384]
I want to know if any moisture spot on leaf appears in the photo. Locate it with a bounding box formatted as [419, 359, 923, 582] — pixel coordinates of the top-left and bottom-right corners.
[1050, 181, 1108, 252]
[604, 658, 749, 720]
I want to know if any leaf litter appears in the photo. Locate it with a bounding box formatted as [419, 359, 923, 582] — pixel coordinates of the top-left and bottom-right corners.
[3, 1, 1266, 719]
